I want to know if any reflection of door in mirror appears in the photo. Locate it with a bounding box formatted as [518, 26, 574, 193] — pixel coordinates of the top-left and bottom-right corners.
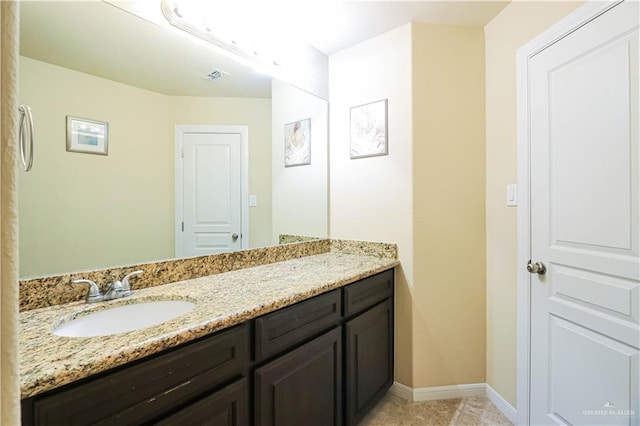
[176, 125, 248, 257]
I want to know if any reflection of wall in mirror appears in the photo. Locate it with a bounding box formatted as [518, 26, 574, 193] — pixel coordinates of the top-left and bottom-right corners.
[18, 57, 271, 278]
[272, 79, 328, 243]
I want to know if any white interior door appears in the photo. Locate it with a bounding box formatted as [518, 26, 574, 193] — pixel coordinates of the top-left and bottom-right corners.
[528, 2, 639, 425]
[176, 126, 248, 257]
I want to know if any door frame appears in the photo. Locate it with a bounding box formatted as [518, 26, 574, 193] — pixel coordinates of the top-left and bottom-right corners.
[515, 1, 624, 424]
[174, 125, 249, 257]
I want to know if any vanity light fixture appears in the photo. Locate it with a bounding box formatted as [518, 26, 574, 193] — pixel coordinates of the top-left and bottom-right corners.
[160, 0, 282, 76]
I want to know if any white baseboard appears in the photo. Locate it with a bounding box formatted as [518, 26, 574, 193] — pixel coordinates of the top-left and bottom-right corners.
[413, 383, 486, 401]
[389, 382, 413, 400]
[389, 382, 485, 401]
[390, 381, 516, 424]
[486, 384, 517, 424]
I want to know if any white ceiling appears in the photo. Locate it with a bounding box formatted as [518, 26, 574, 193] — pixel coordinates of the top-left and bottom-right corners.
[19, 1, 509, 98]
[297, 1, 509, 54]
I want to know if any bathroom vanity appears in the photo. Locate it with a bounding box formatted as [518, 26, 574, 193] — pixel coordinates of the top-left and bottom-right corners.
[19, 249, 397, 426]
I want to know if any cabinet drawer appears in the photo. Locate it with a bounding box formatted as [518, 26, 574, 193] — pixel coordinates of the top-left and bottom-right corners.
[343, 269, 393, 317]
[30, 324, 249, 426]
[255, 290, 341, 362]
[155, 377, 249, 426]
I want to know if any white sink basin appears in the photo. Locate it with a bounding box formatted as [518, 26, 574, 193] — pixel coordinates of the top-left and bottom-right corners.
[53, 300, 196, 338]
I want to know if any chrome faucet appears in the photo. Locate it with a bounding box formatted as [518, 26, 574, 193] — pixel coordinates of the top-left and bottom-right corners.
[72, 270, 143, 303]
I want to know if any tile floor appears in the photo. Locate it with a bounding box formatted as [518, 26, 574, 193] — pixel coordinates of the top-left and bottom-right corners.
[360, 393, 513, 426]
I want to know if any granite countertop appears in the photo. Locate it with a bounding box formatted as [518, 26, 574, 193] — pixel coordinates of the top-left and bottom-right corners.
[20, 252, 398, 399]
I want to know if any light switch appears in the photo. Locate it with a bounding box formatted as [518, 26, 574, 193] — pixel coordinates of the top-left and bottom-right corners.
[507, 184, 518, 207]
[249, 194, 258, 207]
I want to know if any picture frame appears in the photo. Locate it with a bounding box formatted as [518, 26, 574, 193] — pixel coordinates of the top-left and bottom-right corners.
[350, 99, 388, 159]
[66, 116, 109, 156]
[284, 118, 311, 167]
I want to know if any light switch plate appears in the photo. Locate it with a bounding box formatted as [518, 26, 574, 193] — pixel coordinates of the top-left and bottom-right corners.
[249, 194, 258, 207]
[507, 184, 518, 207]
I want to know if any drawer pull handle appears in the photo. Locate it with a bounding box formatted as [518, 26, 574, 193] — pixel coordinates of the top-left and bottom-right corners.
[163, 381, 191, 395]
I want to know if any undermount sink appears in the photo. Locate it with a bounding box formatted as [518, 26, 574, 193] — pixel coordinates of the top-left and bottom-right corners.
[53, 300, 196, 338]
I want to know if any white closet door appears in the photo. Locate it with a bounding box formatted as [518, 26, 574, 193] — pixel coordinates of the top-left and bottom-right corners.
[528, 2, 639, 424]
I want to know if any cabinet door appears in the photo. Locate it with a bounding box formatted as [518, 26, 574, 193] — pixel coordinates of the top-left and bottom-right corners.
[345, 299, 393, 426]
[254, 327, 342, 426]
[155, 378, 248, 426]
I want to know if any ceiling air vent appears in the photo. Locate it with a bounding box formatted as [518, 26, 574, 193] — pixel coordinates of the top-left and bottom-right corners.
[203, 69, 229, 82]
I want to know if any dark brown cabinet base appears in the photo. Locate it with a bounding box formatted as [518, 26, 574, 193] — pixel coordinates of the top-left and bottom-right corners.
[255, 327, 342, 426]
[156, 378, 249, 426]
[345, 299, 394, 425]
[22, 269, 394, 426]
[23, 324, 249, 426]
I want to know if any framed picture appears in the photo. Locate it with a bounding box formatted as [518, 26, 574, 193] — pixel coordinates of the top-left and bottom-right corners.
[350, 99, 388, 159]
[66, 116, 109, 156]
[284, 118, 311, 167]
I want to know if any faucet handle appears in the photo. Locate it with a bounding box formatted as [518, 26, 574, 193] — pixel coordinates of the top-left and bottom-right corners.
[121, 270, 143, 294]
[71, 279, 104, 303]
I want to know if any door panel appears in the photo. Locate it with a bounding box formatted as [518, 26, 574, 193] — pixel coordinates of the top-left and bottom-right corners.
[549, 35, 634, 251]
[194, 144, 233, 224]
[549, 317, 638, 425]
[551, 265, 638, 321]
[182, 130, 242, 256]
[528, 2, 639, 424]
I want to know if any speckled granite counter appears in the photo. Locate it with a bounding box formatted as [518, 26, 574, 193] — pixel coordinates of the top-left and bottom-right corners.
[20, 251, 398, 399]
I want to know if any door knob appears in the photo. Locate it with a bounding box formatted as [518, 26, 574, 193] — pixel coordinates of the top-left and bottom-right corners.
[527, 260, 546, 275]
[232, 233, 239, 241]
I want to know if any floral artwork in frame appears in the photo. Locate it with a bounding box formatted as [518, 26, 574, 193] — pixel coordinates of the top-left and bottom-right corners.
[350, 99, 388, 159]
[66, 116, 109, 156]
[284, 118, 311, 167]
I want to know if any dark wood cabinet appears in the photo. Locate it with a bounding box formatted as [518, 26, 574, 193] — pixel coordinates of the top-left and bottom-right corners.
[345, 299, 394, 426]
[22, 269, 395, 426]
[254, 327, 342, 426]
[343, 270, 393, 318]
[24, 324, 249, 426]
[254, 289, 341, 362]
[252, 270, 394, 426]
[155, 377, 249, 426]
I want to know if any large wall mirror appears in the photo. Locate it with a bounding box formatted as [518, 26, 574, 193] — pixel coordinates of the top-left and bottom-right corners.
[18, 1, 328, 278]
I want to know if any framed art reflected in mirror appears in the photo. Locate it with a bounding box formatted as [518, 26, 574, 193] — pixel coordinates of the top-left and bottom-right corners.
[66, 116, 109, 156]
[284, 118, 311, 167]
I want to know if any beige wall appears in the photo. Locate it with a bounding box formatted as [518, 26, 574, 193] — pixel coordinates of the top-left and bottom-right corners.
[19, 57, 272, 277]
[484, 0, 584, 406]
[330, 22, 486, 388]
[412, 23, 486, 388]
[169, 96, 272, 249]
[271, 79, 328, 243]
[329, 24, 414, 385]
